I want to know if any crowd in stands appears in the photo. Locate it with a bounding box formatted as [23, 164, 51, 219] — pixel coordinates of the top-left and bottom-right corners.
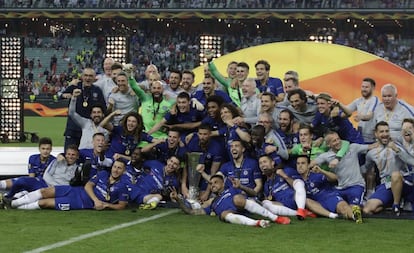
[22, 26, 414, 98]
[0, 0, 412, 8]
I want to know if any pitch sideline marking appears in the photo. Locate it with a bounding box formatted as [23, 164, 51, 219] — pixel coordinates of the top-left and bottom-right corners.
[24, 209, 179, 253]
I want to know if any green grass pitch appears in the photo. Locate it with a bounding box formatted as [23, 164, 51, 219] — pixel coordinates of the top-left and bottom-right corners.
[1, 117, 414, 252]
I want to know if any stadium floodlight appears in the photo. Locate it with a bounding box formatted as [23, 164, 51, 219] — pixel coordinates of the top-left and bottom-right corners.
[199, 35, 222, 65]
[105, 36, 128, 64]
[0, 37, 24, 142]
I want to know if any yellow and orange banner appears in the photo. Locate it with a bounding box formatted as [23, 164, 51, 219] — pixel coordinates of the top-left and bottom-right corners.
[194, 41, 414, 105]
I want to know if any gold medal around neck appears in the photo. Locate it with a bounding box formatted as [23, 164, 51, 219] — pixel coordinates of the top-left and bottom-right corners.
[125, 149, 130, 156]
[105, 193, 110, 201]
[83, 101, 88, 107]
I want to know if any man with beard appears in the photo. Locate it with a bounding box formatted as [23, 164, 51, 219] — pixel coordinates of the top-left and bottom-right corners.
[344, 78, 379, 144]
[180, 70, 197, 95]
[107, 72, 140, 126]
[286, 89, 318, 125]
[164, 69, 184, 99]
[124, 147, 148, 186]
[363, 121, 414, 216]
[61, 68, 106, 151]
[275, 109, 300, 152]
[6, 160, 129, 211]
[68, 88, 108, 149]
[215, 140, 262, 197]
[130, 78, 175, 138]
[128, 156, 181, 210]
[258, 92, 280, 129]
[148, 92, 205, 138]
[250, 125, 282, 166]
[259, 155, 313, 220]
[254, 60, 284, 102]
[186, 124, 224, 201]
[192, 75, 232, 106]
[373, 84, 414, 140]
[296, 155, 360, 222]
[170, 174, 291, 227]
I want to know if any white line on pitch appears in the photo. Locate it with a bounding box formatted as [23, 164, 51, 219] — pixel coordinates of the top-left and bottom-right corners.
[24, 209, 179, 253]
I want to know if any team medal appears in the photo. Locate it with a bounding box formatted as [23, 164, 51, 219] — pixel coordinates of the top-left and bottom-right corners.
[105, 193, 110, 201]
[125, 149, 130, 155]
[83, 101, 88, 107]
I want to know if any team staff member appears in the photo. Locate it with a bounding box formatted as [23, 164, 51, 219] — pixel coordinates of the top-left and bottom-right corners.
[61, 68, 106, 151]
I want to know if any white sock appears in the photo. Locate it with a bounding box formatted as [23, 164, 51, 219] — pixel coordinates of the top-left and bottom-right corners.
[262, 200, 297, 216]
[244, 199, 278, 221]
[13, 190, 29, 199]
[16, 201, 40, 210]
[12, 189, 42, 208]
[0, 180, 6, 190]
[329, 212, 338, 219]
[146, 196, 161, 204]
[224, 213, 257, 226]
[293, 179, 306, 209]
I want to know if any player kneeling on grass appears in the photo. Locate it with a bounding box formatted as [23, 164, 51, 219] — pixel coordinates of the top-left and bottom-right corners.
[171, 174, 291, 228]
[7, 160, 129, 211]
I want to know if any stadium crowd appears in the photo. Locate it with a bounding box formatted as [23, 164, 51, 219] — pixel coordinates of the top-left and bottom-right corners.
[22, 26, 414, 98]
[1, 53, 414, 227]
[0, 0, 412, 9]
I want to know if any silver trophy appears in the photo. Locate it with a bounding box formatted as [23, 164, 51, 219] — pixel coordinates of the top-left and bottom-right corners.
[186, 152, 203, 200]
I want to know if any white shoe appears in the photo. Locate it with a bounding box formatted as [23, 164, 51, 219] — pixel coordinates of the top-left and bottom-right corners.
[257, 219, 271, 228]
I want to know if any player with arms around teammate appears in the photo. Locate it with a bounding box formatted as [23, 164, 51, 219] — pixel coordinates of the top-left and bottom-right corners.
[9, 160, 129, 211]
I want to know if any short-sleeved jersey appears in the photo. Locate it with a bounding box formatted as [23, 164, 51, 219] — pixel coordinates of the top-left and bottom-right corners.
[79, 149, 113, 178]
[89, 170, 129, 204]
[186, 135, 223, 173]
[106, 126, 153, 157]
[128, 160, 180, 201]
[347, 96, 379, 143]
[312, 111, 363, 144]
[263, 167, 299, 201]
[204, 187, 242, 216]
[255, 77, 284, 96]
[220, 157, 262, 190]
[192, 90, 233, 106]
[28, 154, 56, 178]
[152, 141, 187, 164]
[374, 100, 414, 140]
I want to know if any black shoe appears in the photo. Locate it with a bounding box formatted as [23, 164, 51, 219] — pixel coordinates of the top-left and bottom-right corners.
[2, 195, 12, 210]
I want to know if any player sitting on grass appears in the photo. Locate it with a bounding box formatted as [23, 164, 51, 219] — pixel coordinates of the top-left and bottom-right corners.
[296, 155, 363, 223]
[5, 160, 128, 211]
[0, 137, 55, 199]
[170, 174, 291, 228]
